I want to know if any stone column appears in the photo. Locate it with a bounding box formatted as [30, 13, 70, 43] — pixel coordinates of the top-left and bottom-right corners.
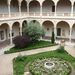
[8, 0, 11, 17]
[71, 2, 74, 16]
[19, 3, 21, 16]
[69, 27, 72, 42]
[19, 24, 22, 36]
[9, 27, 13, 45]
[40, 4, 42, 16]
[27, 2, 29, 16]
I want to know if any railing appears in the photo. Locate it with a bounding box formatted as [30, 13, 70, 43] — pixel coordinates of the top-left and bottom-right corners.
[0, 12, 74, 19]
[56, 12, 71, 16]
[42, 12, 55, 16]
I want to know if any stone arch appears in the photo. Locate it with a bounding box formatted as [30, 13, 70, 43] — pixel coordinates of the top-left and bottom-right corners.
[10, 0, 19, 13]
[0, 0, 8, 13]
[57, 0, 71, 15]
[22, 20, 28, 27]
[12, 22, 20, 38]
[29, 0, 40, 13]
[56, 21, 70, 40]
[21, 0, 27, 12]
[0, 23, 9, 41]
[29, 20, 40, 25]
[42, 20, 54, 39]
[42, 0, 55, 14]
[22, 20, 28, 34]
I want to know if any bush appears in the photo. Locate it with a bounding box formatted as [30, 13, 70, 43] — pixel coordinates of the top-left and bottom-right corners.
[57, 46, 65, 53]
[13, 36, 31, 48]
[51, 31, 55, 44]
[23, 21, 45, 41]
[15, 54, 26, 62]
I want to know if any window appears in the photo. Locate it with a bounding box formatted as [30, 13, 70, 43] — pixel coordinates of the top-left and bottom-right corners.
[57, 28, 61, 36]
[52, 6, 55, 12]
[0, 31, 4, 40]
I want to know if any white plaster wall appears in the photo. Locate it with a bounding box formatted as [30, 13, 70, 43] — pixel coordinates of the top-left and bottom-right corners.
[43, 21, 54, 36]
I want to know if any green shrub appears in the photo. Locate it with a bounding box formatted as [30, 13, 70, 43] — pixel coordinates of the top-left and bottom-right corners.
[15, 54, 27, 62]
[57, 46, 65, 53]
[23, 20, 45, 41]
[13, 36, 31, 48]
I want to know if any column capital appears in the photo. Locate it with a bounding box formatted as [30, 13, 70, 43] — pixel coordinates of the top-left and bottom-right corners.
[8, 0, 11, 5]
[19, 2, 21, 7]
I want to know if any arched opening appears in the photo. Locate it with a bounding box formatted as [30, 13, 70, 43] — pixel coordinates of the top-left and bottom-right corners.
[21, 0, 27, 12]
[29, 0, 40, 15]
[12, 22, 20, 38]
[57, 0, 71, 16]
[57, 21, 70, 40]
[72, 24, 75, 41]
[42, 0, 55, 15]
[0, 0, 8, 14]
[22, 20, 27, 35]
[0, 23, 9, 42]
[10, 0, 19, 13]
[42, 21, 54, 39]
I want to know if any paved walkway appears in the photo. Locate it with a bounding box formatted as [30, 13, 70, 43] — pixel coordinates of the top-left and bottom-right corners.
[0, 45, 59, 75]
[0, 45, 75, 75]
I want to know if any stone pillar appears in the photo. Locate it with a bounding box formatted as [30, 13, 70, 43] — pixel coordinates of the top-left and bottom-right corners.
[8, 0, 11, 17]
[27, 2, 29, 16]
[19, 3, 21, 16]
[40, 4, 42, 16]
[71, 2, 74, 16]
[19, 24, 22, 36]
[9, 27, 13, 45]
[69, 27, 72, 42]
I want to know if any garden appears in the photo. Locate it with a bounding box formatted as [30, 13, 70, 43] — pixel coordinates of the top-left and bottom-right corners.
[5, 20, 75, 75]
[13, 48, 75, 75]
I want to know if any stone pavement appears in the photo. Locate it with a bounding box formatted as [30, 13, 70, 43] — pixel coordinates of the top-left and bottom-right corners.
[0, 45, 75, 75]
[0, 45, 59, 75]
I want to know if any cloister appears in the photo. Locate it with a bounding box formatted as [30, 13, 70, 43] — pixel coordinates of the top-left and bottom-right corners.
[0, 0, 75, 45]
[0, 0, 75, 17]
[0, 19, 75, 44]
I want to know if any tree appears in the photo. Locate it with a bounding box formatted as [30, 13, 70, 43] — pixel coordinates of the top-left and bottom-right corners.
[51, 31, 55, 44]
[23, 21, 45, 42]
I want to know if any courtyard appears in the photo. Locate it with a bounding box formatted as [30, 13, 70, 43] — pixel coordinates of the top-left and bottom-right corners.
[0, 44, 75, 75]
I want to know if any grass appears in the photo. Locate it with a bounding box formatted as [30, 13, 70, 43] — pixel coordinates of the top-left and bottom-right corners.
[4, 40, 56, 54]
[13, 50, 75, 75]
